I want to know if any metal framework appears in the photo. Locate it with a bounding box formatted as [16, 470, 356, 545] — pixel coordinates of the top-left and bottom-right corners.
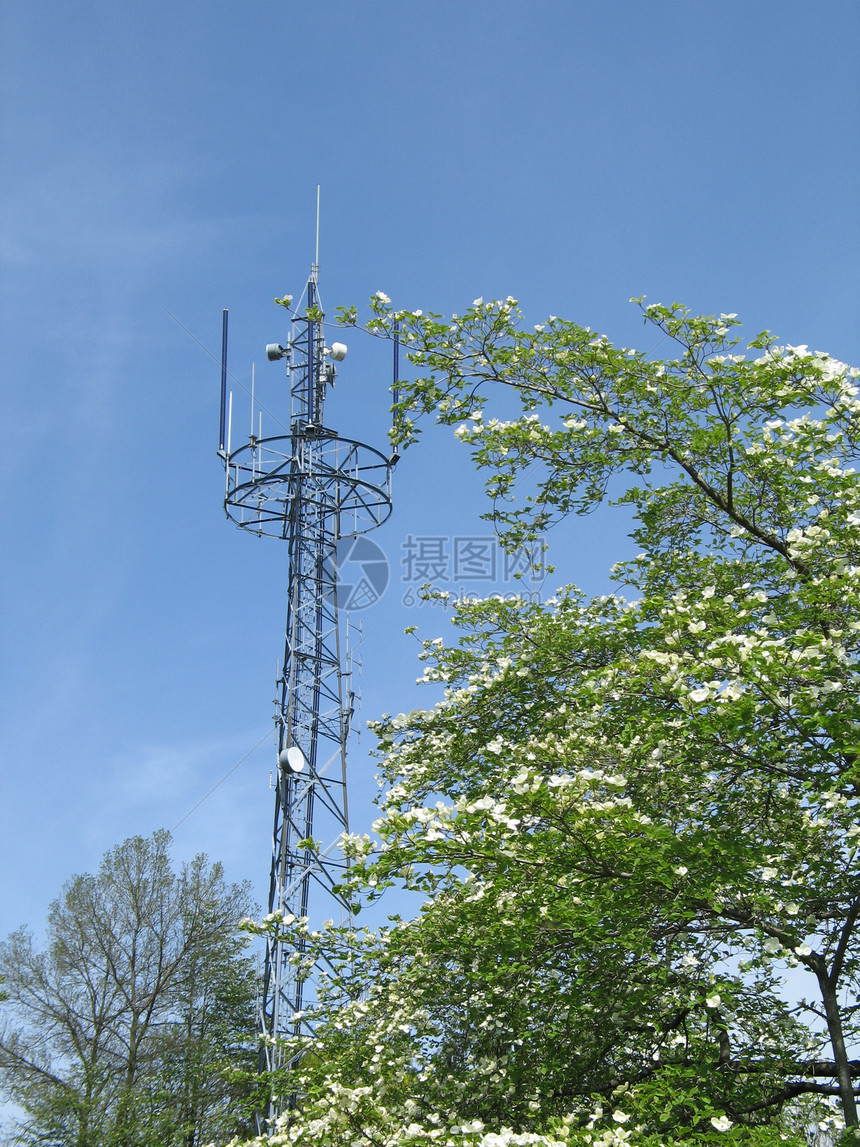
[219, 261, 393, 1130]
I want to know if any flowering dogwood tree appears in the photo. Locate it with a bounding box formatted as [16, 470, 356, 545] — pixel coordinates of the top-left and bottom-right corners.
[241, 299, 860, 1147]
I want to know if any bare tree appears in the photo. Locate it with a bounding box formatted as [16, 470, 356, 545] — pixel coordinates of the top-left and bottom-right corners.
[0, 831, 259, 1147]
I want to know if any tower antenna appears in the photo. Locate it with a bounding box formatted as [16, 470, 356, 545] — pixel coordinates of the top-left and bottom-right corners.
[314, 184, 320, 276]
[218, 309, 228, 454]
[220, 203, 394, 1132]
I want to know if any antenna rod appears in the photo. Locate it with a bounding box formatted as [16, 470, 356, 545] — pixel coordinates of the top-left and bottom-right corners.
[314, 185, 320, 277]
[391, 322, 401, 462]
[309, 186, 320, 420]
[393, 321, 400, 406]
[307, 280, 315, 421]
[219, 309, 229, 452]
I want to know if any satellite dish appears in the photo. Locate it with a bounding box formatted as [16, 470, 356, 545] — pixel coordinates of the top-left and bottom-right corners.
[278, 746, 306, 774]
[329, 342, 347, 362]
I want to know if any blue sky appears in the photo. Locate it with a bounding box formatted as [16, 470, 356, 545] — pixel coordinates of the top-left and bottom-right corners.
[1, 1, 858, 940]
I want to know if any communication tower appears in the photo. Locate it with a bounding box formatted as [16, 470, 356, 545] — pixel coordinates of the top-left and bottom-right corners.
[218, 220, 395, 1128]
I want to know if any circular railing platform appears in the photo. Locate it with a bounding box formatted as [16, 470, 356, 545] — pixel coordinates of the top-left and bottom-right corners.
[224, 427, 393, 539]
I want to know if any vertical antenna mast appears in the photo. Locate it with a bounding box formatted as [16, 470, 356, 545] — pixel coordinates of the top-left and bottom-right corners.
[218, 309, 228, 454]
[220, 198, 394, 1132]
[315, 183, 320, 273]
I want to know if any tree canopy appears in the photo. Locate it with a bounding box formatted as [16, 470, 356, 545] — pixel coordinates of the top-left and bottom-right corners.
[255, 295, 860, 1147]
[0, 830, 259, 1147]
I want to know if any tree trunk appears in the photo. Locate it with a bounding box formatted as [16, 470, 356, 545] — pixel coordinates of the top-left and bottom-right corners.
[816, 964, 859, 1127]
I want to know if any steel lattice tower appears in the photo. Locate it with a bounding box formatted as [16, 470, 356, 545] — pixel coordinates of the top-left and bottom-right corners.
[218, 252, 393, 1129]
